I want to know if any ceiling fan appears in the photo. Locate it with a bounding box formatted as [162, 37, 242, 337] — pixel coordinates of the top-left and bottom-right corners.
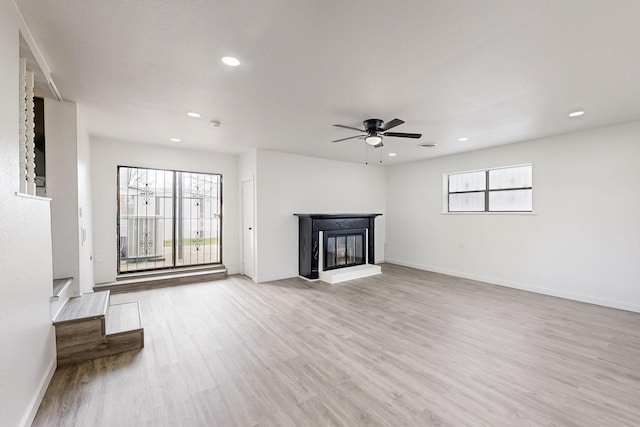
[332, 118, 422, 148]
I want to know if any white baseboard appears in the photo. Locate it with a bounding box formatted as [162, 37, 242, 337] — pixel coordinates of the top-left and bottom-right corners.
[385, 259, 640, 313]
[20, 356, 56, 427]
[256, 271, 299, 283]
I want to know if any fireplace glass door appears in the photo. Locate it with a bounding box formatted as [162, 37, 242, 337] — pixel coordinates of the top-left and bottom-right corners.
[325, 231, 365, 270]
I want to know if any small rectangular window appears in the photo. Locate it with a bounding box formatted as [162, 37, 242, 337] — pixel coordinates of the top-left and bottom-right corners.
[449, 170, 486, 192]
[449, 192, 485, 212]
[447, 164, 532, 212]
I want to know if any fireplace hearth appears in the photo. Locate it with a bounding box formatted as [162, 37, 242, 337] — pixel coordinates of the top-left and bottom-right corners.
[294, 213, 381, 281]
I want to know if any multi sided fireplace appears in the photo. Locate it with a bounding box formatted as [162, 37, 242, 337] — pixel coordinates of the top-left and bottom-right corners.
[294, 213, 381, 280]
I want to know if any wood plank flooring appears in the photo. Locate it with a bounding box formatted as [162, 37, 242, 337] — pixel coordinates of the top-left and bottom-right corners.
[33, 264, 640, 426]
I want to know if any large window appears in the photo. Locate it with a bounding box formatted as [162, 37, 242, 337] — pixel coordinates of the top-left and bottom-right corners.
[447, 164, 532, 212]
[117, 166, 222, 273]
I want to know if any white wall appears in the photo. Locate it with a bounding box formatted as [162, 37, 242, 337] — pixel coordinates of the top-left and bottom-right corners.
[239, 149, 256, 182]
[255, 150, 386, 282]
[44, 100, 95, 294]
[90, 137, 240, 284]
[0, 1, 57, 425]
[44, 99, 80, 294]
[386, 121, 640, 312]
[76, 105, 94, 293]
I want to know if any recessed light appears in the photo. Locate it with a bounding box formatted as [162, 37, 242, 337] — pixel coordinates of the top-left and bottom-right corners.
[222, 56, 240, 67]
[569, 110, 585, 117]
[388, 153, 397, 157]
[187, 112, 201, 118]
[458, 137, 469, 142]
[418, 142, 438, 147]
[170, 138, 181, 142]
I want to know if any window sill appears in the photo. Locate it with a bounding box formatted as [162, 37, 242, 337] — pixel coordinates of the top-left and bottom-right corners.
[442, 211, 536, 215]
[15, 192, 51, 202]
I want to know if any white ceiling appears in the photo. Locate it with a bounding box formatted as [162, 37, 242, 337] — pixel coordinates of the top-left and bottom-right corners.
[16, 0, 640, 164]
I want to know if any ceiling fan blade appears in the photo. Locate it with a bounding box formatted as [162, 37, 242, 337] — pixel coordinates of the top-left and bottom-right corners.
[384, 132, 422, 139]
[381, 118, 405, 131]
[333, 124, 365, 132]
[332, 135, 365, 143]
[373, 142, 384, 148]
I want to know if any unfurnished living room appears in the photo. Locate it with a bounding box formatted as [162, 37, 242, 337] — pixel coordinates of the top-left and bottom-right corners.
[2, 1, 640, 426]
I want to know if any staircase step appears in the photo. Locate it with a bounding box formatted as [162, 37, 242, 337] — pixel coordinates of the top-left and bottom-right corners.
[50, 277, 75, 321]
[52, 277, 73, 300]
[55, 300, 145, 366]
[54, 291, 110, 324]
[55, 318, 105, 346]
[54, 291, 110, 348]
[106, 302, 142, 335]
[94, 267, 227, 294]
[105, 302, 144, 356]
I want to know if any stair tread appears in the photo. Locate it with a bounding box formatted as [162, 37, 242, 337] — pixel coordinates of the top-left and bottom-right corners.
[54, 291, 110, 324]
[106, 302, 142, 335]
[52, 277, 73, 297]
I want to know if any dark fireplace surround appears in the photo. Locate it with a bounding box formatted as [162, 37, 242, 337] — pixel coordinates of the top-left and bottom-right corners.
[294, 213, 381, 280]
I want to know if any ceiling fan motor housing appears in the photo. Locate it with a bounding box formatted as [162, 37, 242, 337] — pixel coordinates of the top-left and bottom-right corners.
[364, 119, 384, 133]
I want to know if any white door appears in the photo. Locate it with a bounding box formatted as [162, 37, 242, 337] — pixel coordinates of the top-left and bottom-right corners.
[241, 179, 255, 279]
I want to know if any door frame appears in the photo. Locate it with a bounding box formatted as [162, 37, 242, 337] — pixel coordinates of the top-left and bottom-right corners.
[116, 165, 223, 275]
[241, 177, 255, 280]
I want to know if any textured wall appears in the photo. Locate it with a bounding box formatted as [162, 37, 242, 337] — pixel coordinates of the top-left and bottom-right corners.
[0, 1, 57, 425]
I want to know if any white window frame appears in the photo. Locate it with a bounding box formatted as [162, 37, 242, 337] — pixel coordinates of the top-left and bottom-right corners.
[443, 164, 534, 214]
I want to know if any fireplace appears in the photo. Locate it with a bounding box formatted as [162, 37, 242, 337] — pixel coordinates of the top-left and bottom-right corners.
[294, 213, 381, 281]
[324, 230, 365, 270]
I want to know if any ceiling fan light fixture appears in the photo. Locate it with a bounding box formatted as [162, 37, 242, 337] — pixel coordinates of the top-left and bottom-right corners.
[365, 134, 383, 146]
[221, 56, 240, 67]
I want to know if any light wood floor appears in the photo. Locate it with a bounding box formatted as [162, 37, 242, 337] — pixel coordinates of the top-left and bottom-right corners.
[34, 264, 640, 426]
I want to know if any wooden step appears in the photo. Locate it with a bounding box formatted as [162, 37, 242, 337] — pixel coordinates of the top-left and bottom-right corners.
[53, 292, 145, 366]
[106, 302, 142, 335]
[54, 291, 110, 324]
[105, 302, 145, 356]
[94, 266, 227, 294]
[54, 291, 110, 345]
